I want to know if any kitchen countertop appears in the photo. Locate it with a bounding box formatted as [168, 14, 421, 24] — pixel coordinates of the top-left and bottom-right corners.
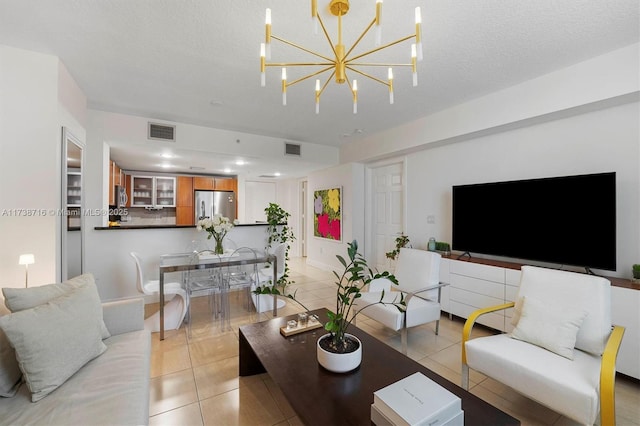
[94, 223, 269, 230]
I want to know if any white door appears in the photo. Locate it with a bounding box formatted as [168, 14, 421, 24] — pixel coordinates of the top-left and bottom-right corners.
[371, 162, 404, 272]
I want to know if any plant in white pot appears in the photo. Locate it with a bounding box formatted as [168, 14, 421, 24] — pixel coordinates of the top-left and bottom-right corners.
[259, 240, 403, 373]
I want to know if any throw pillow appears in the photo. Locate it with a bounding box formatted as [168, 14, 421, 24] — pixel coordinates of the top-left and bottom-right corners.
[510, 295, 588, 359]
[0, 326, 21, 397]
[0, 283, 107, 402]
[2, 274, 111, 339]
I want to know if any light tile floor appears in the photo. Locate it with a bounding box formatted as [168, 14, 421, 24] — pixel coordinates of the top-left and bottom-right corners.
[147, 258, 640, 426]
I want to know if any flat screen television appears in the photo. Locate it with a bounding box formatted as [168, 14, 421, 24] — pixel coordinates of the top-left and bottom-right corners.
[452, 172, 616, 271]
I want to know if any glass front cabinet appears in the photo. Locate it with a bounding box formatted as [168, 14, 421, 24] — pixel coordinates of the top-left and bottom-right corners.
[131, 176, 176, 207]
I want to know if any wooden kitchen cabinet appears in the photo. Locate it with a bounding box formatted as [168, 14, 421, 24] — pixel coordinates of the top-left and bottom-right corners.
[109, 160, 125, 205]
[176, 176, 194, 225]
[108, 160, 114, 205]
[214, 178, 237, 192]
[193, 176, 237, 192]
[193, 176, 215, 190]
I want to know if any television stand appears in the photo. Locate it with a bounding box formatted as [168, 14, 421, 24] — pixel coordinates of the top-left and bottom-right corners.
[457, 251, 472, 260]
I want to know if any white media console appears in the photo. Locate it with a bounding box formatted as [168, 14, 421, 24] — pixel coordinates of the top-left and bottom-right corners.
[438, 256, 639, 380]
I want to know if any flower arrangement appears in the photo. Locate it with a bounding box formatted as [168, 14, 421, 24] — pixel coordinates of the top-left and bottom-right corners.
[197, 214, 239, 254]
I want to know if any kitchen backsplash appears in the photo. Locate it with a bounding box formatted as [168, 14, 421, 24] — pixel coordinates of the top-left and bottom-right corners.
[121, 207, 176, 226]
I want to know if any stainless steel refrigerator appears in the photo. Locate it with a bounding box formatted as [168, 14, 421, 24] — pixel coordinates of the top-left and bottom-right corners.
[194, 190, 236, 222]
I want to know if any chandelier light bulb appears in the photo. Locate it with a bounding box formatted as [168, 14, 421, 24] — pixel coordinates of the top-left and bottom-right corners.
[315, 79, 320, 114]
[281, 67, 287, 105]
[411, 44, 418, 86]
[375, 0, 383, 46]
[260, 43, 266, 87]
[311, 0, 318, 34]
[352, 79, 358, 114]
[265, 8, 272, 60]
[387, 67, 393, 80]
[415, 7, 423, 61]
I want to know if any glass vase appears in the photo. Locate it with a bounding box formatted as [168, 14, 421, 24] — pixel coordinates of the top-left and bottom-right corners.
[214, 237, 224, 255]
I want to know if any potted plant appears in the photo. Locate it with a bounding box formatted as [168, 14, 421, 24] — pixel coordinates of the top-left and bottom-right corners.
[261, 240, 402, 373]
[633, 264, 640, 283]
[385, 234, 411, 261]
[262, 202, 296, 290]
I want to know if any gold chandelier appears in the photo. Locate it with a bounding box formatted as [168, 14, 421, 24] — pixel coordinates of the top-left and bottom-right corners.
[260, 0, 423, 114]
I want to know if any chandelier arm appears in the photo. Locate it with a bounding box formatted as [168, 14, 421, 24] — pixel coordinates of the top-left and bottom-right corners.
[266, 62, 334, 67]
[343, 18, 377, 60]
[315, 11, 339, 60]
[286, 66, 336, 87]
[345, 66, 390, 87]
[271, 35, 334, 62]
[348, 63, 413, 67]
[317, 72, 335, 99]
[346, 34, 416, 63]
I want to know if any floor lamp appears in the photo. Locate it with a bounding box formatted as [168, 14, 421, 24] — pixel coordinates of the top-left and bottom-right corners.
[18, 254, 35, 288]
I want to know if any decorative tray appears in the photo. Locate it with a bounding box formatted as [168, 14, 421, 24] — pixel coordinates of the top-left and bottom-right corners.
[280, 317, 323, 337]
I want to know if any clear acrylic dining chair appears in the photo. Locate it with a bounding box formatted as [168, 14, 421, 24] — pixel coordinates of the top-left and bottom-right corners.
[183, 241, 225, 339]
[221, 247, 259, 329]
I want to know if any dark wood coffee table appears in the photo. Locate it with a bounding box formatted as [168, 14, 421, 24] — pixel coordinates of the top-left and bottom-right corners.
[239, 308, 519, 426]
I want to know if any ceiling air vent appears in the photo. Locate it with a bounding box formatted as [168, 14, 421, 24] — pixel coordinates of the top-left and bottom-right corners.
[148, 123, 176, 142]
[284, 142, 301, 156]
[259, 175, 278, 178]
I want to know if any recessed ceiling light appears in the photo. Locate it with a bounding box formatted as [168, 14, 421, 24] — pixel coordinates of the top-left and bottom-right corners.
[223, 168, 231, 173]
[160, 163, 172, 169]
[235, 160, 245, 166]
[160, 153, 173, 159]
[274, 172, 281, 177]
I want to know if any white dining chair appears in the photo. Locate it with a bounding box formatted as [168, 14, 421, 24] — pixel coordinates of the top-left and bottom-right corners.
[130, 252, 187, 332]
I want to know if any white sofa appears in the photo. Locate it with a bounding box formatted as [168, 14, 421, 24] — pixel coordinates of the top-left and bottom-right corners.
[0, 297, 151, 425]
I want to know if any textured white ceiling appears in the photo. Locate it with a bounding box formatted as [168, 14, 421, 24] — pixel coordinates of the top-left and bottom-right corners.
[1, 0, 638, 174]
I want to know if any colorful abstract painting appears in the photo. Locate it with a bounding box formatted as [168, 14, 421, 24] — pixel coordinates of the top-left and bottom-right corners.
[313, 187, 341, 241]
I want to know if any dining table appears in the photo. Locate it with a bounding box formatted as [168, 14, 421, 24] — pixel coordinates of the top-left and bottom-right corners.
[158, 250, 277, 340]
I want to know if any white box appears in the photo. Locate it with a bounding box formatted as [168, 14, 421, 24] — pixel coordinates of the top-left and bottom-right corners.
[372, 404, 464, 426]
[373, 373, 463, 426]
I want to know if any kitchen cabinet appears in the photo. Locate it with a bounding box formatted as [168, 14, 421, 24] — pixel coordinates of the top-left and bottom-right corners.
[193, 176, 214, 190]
[193, 176, 237, 191]
[67, 170, 82, 207]
[108, 160, 125, 205]
[176, 176, 193, 225]
[131, 176, 176, 207]
[214, 178, 237, 192]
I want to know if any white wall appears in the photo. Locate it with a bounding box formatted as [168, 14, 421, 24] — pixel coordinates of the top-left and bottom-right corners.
[0, 46, 85, 289]
[84, 225, 270, 301]
[341, 43, 639, 164]
[327, 43, 640, 279]
[405, 101, 639, 277]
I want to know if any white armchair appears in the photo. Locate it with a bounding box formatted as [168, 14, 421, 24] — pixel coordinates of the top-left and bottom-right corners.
[462, 265, 625, 426]
[355, 248, 445, 354]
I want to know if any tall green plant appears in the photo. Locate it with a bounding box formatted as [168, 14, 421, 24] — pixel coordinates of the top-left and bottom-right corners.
[261, 203, 296, 291]
[257, 240, 404, 353]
